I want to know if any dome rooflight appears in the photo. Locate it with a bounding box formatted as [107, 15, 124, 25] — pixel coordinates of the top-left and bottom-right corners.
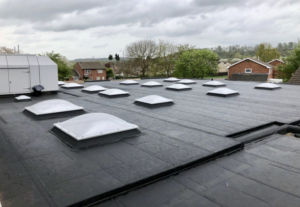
[99, 89, 129, 98]
[120, 80, 139, 85]
[82, 85, 107, 93]
[166, 84, 192, 91]
[61, 83, 84, 89]
[255, 83, 281, 90]
[203, 81, 226, 87]
[206, 88, 239, 97]
[51, 113, 140, 149]
[134, 95, 174, 108]
[58, 81, 66, 86]
[23, 99, 85, 120]
[15, 95, 31, 102]
[141, 81, 163, 87]
[164, 77, 180, 82]
[177, 79, 196, 84]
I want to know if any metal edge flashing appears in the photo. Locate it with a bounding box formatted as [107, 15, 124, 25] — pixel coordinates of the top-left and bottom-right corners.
[67, 142, 244, 207]
[50, 127, 141, 150]
[81, 90, 103, 94]
[141, 85, 163, 87]
[120, 83, 139, 85]
[165, 88, 192, 91]
[206, 92, 239, 97]
[202, 84, 226, 87]
[254, 87, 282, 90]
[61, 86, 84, 89]
[22, 109, 86, 120]
[98, 94, 130, 98]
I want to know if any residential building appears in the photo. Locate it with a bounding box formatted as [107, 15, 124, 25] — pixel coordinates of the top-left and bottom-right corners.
[74, 62, 107, 80]
[268, 59, 285, 78]
[218, 61, 231, 74]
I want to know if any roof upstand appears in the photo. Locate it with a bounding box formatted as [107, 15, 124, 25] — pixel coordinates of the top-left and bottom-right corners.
[23, 99, 85, 120]
[141, 81, 163, 87]
[134, 95, 174, 108]
[50, 113, 140, 149]
[166, 84, 192, 91]
[177, 79, 197, 84]
[98, 89, 130, 98]
[164, 77, 180, 82]
[82, 85, 107, 94]
[207, 88, 239, 97]
[15, 95, 31, 102]
[203, 81, 226, 87]
[255, 83, 281, 90]
[120, 80, 139, 85]
[61, 83, 84, 89]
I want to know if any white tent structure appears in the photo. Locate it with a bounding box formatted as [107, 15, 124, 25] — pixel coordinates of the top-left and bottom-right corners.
[0, 54, 58, 95]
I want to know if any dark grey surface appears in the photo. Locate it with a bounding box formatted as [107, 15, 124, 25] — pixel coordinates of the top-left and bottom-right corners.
[1, 79, 300, 206]
[96, 135, 300, 207]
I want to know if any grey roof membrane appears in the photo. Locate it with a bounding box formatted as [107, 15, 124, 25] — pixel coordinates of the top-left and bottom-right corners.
[1, 79, 300, 206]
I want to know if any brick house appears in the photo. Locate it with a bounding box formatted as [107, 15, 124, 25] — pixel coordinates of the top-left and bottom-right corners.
[74, 62, 107, 81]
[227, 58, 274, 81]
[268, 59, 285, 78]
[287, 67, 300, 85]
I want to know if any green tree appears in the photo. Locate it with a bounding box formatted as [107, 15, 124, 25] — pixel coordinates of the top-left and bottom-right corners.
[115, 54, 120, 61]
[255, 43, 280, 62]
[108, 54, 113, 60]
[40, 51, 71, 81]
[174, 49, 219, 79]
[276, 42, 300, 81]
[106, 68, 114, 79]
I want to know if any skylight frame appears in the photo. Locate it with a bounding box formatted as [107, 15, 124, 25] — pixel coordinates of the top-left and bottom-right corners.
[61, 83, 84, 89]
[206, 88, 239, 97]
[177, 79, 197, 84]
[15, 95, 31, 102]
[141, 81, 163, 87]
[98, 88, 130, 98]
[164, 77, 180, 82]
[166, 84, 192, 91]
[202, 81, 226, 87]
[134, 95, 174, 108]
[255, 83, 282, 90]
[82, 85, 107, 93]
[120, 80, 139, 85]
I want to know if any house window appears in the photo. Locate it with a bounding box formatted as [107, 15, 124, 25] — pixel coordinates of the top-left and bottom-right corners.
[97, 77, 100, 80]
[85, 70, 91, 74]
[89, 77, 93, 81]
[245, 68, 252, 73]
[97, 70, 103, 73]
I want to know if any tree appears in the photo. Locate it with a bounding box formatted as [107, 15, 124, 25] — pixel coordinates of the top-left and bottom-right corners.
[106, 68, 114, 79]
[174, 49, 219, 79]
[40, 51, 71, 81]
[276, 42, 300, 81]
[108, 54, 113, 60]
[255, 43, 280, 62]
[0, 46, 23, 54]
[125, 39, 157, 76]
[115, 54, 120, 61]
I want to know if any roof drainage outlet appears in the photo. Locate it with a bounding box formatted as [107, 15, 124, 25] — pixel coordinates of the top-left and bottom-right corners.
[120, 80, 139, 85]
[141, 81, 163, 87]
[61, 83, 84, 89]
[82, 85, 107, 93]
[255, 83, 281, 90]
[164, 77, 180, 82]
[134, 95, 174, 108]
[207, 88, 239, 97]
[51, 113, 140, 149]
[166, 84, 192, 91]
[98, 89, 130, 98]
[23, 99, 85, 120]
[202, 81, 226, 87]
[177, 79, 197, 84]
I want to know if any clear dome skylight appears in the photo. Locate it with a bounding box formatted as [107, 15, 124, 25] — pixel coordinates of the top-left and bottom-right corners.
[141, 81, 163, 87]
[164, 77, 180, 82]
[15, 95, 31, 101]
[61, 83, 84, 89]
[203, 81, 226, 87]
[166, 84, 192, 91]
[99, 89, 129, 96]
[207, 88, 239, 97]
[135, 95, 173, 106]
[53, 113, 138, 141]
[120, 80, 139, 85]
[25, 99, 84, 115]
[177, 79, 196, 84]
[82, 85, 107, 92]
[58, 81, 66, 86]
[255, 83, 281, 90]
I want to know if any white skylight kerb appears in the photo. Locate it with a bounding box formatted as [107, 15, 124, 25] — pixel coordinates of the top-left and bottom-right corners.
[207, 88, 239, 96]
[15, 95, 31, 100]
[82, 85, 107, 92]
[141, 81, 163, 86]
[177, 79, 196, 84]
[25, 99, 83, 115]
[135, 95, 173, 105]
[255, 83, 281, 89]
[164, 77, 180, 82]
[99, 89, 129, 96]
[203, 81, 226, 87]
[61, 83, 83, 88]
[58, 81, 66, 85]
[120, 80, 139, 85]
[166, 84, 191, 90]
[53, 113, 138, 140]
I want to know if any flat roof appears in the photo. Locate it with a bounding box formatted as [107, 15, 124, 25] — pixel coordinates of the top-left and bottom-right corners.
[1, 79, 300, 206]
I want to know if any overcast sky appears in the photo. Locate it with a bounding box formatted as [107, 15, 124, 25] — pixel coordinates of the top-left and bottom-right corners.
[0, 0, 299, 60]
